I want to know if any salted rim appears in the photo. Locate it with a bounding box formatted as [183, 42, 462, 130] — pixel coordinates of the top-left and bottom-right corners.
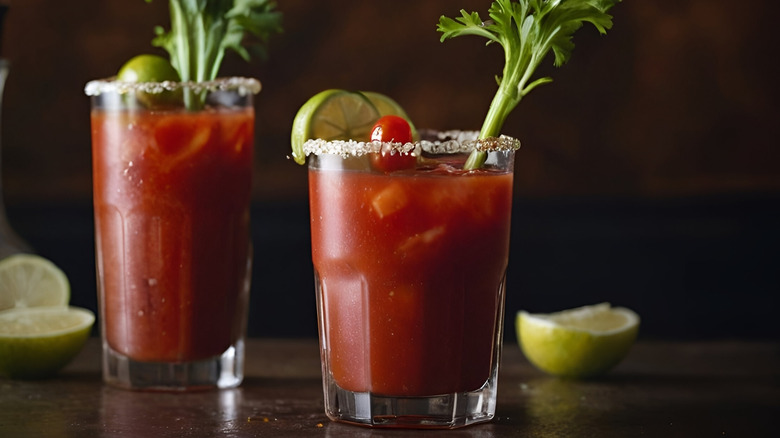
[84, 77, 262, 96]
[303, 130, 521, 158]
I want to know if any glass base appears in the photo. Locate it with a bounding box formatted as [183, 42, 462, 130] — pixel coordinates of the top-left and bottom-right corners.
[323, 378, 498, 429]
[102, 340, 244, 391]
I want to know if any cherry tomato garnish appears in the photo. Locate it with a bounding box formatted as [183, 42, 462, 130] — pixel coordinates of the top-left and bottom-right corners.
[369, 115, 416, 172]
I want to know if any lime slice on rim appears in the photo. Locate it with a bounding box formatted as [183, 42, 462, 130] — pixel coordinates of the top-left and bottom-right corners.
[0, 254, 70, 311]
[290, 89, 380, 164]
[362, 91, 419, 141]
[0, 307, 94, 379]
[117, 54, 183, 108]
[516, 303, 640, 378]
[117, 54, 180, 83]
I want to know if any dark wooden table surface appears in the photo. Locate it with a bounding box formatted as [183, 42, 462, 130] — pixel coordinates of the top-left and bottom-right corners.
[1, 338, 777, 437]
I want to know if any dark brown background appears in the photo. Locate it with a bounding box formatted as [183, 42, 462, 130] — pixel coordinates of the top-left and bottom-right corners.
[1, 0, 778, 340]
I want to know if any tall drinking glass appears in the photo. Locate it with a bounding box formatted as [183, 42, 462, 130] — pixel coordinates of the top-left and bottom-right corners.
[85, 78, 260, 390]
[306, 131, 519, 428]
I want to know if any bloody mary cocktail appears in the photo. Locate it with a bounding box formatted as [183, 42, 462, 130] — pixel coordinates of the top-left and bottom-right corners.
[87, 78, 259, 390]
[306, 132, 518, 427]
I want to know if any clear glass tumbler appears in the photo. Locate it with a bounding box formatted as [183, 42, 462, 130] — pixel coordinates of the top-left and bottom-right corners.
[85, 77, 260, 390]
[306, 131, 519, 428]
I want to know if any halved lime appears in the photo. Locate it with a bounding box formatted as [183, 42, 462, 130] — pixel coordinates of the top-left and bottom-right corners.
[362, 91, 419, 140]
[516, 303, 640, 378]
[0, 307, 94, 379]
[290, 89, 380, 164]
[117, 54, 180, 83]
[117, 54, 182, 108]
[0, 254, 70, 312]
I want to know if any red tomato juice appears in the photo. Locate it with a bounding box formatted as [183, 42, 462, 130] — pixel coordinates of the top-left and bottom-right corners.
[309, 164, 513, 396]
[91, 107, 253, 363]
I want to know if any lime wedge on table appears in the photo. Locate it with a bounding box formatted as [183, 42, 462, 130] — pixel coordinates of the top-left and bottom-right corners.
[516, 303, 640, 378]
[0, 254, 70, 311]
[291, 89, 381, 164]
[0, 307, 94, 379]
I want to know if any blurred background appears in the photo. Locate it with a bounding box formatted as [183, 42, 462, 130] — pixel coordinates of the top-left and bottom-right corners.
[1, 0, 778, 341]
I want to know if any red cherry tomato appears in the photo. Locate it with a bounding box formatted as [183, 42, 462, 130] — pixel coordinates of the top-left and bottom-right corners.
[369, 115, 416, 172]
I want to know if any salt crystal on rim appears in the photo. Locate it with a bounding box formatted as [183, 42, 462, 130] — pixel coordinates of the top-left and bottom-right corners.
[84, 77, 262, 96]
[302, 131, 520, 158]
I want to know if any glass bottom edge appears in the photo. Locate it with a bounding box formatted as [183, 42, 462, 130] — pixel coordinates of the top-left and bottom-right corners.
[324, 380, 498, 429]
[101, 339, 245, 391]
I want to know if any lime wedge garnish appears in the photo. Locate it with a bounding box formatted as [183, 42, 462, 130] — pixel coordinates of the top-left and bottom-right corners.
[0, 254, 70, 312]
[516, 303, 640, 378]
[117, 54, 180, 83]
[290, 89, 380, 164]
[362, 91, 419, 141]
[0, 307, 94, 379]
[117, 54, 183, 108]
